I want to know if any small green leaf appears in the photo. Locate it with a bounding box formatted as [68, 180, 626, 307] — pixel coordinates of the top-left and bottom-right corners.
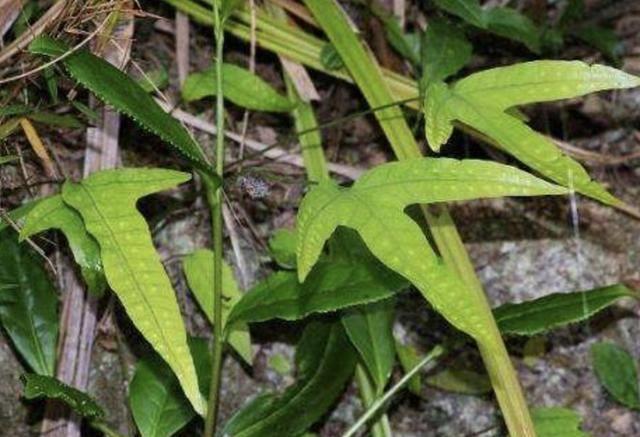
[494, 284, 633, 336]
[22, 373, 104, 420]
[61, 168, 205, 415]
[484, 7, 541, 53]
[342, 299, 396, 394]
[426, 369, 491, 395]
[433, 0, 485, 28]
[591, 342, 640, 409]
[183, 249, 252, 364]
[0, 231, 58, 375]
[20, 195, 106, 296]
[575, 25, 622, 64]
[532, 407, 589, 437]
[395, 341, 422, 395]
[182, 63, 294, 112]
[129, 356, 196, 437]
[0, 154, 18, 165]
[223, 320, 357, 437]
[268, 228, 297, 268]
[137, 67, 170, 93]
[29, 36, 215, 181]
[421, 19, 472, 86]
[319, 43, 344, 70]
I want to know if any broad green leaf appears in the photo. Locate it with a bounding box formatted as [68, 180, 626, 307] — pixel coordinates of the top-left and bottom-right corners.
[0, 231, 57, 375]
[182, 63, 294, 112]
[426, 368, 491, 395]
[227, 258, 406, 327]
[421, 19, 472, 86]
[0, 154, 18, 165]
[223, 320, 357, 437]
[433, 0, 541, 52]
[532, 407, 589, 437]
[425, 61, 640, 204]
[591, 342, 640, 409]
[129, 356, 195, 437]
[60, 168, 205, 415]
[20, 195, 106, 296]
[188, 336, 213, 397]
[341, 299, 396, 394]
[494, 284, 634, 336]
[395, 341, 422, 395]
[296, 158, 566, 342]
[22, 373, 104, 420]
[182, 249, 252, 364]
[268, 228, 297, 269]
[28, 36, 215, 180]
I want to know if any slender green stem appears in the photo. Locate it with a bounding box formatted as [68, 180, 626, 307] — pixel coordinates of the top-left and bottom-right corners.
[90, 421, 127, 437]
[343, 346, 445, 437]
[354, 365, 392, 437]
[203, 3, 226, 437]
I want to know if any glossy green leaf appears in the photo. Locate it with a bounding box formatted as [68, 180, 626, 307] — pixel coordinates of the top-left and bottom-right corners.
[129, 356, 195, 437]
[20, 195, 106, 296]
[421, 19, 472, 86]
[395, 341, 422, 395]
[60, 168, 205, 415]
[227, 257, 406, 327]
[28, 36, 215, 180]
[494, 284, 634, 336]
[223, 320, 357, 437]
[426, 368, 491, 395]
[296, 158, 566, 342]
[424, 61, 640, 204]
[342, 299, 396, 394]
[532, 407, 589, 437]
[22, 373, 104, 420]
[433, 0, 541, 52]
[182, 249, 252, 364]
[182, 63, 294, 112]
[268, 228, 297, 269]
[591, 342, 640, 409]
[0, 231, 57, 375]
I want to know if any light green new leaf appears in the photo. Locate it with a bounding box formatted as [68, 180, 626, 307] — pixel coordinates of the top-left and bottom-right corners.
[60, 168, 205, 415]
[297, 158, 566, 342]
[532, 407, 589, 437]
[129, 356, 196, 437]
[421, 19, 472, 87]
[425, 61, 640, 204]
[223, 320, 357, 437]
[182, 63, 294, 112]
[0, 231, 58, 376]
[591, 342, 640, 409]
[342, 299, 396, 394]
[20, 195, 106, 296]
[182, 249, 252, 364]
[494, 284, 634, 336]
[28, 37, 216, 181]
[22, 373, 104, 420]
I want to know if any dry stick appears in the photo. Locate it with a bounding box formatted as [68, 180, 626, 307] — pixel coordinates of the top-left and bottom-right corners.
[40, 6, 133, 437]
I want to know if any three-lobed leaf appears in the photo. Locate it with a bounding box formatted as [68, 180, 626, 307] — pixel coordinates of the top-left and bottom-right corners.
[424, 61, 640, 205]
[182, 63, 294, 112]
[494, 284, 634, 336]
[28, 36, 216, 182]
[591, 342, 640, 409]
[129, 356, 196, 437]
[182, 249, 252, 364]
[20, 195, 106, 296]
[22, 373, 104, 420]
[223, 320, 357, 437]
[60, 168, 205, 415]
[0, 230, 58, 376]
